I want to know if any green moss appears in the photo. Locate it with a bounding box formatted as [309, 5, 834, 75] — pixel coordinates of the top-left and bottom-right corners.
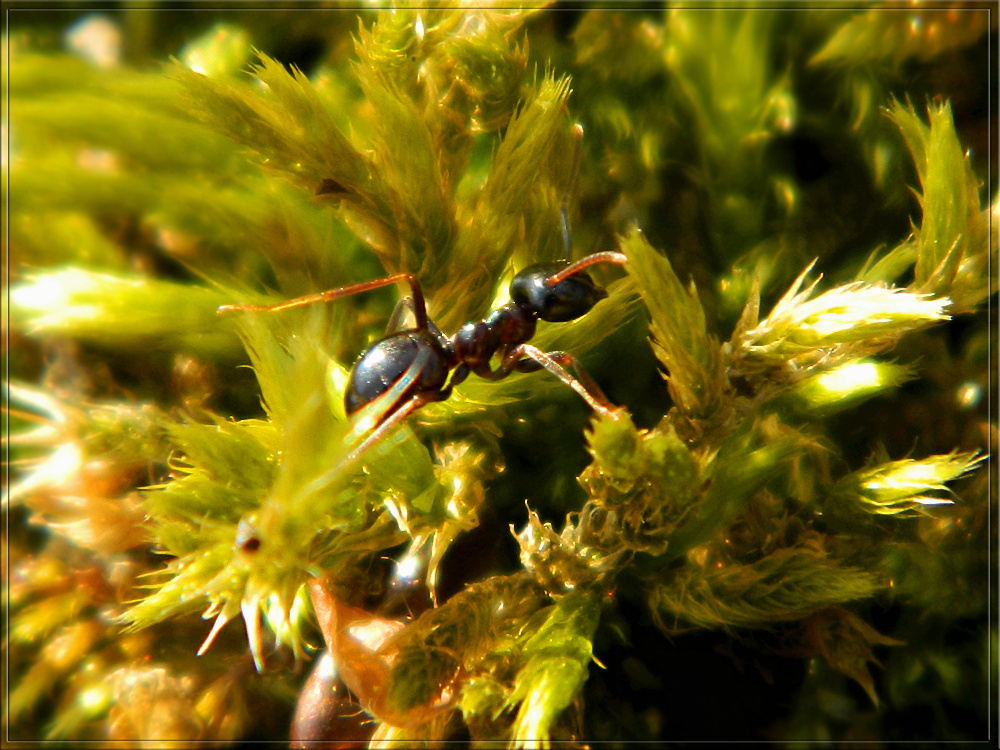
[5, 4, 992, 745]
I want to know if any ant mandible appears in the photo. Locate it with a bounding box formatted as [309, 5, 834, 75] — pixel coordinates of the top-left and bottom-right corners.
[219, 125, 627, 466]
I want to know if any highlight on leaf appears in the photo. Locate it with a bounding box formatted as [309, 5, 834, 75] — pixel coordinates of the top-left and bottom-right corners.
[829, 449, 985, 518]
[733, 261, 950, 374]
[788, 359, 916, 414]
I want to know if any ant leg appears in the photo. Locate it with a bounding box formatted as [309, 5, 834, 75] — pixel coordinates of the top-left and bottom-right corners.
[302, 350, 445, 496]
[546, 251, 628, 287]
[343, 392, 434, 469]
[386, 297, 414, 335]
[219, 273, 429, 331]
[299, 409, 422, 502]
[343, 344, 451, 464]
[512, 350, 613, 407]
[342, 385, 452, 469]
[386, 298, 448, 346]
[498, 343, 618, 420]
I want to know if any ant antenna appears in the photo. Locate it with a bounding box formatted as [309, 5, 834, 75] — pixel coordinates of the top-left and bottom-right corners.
[560, 123, 585, 260]
[218, 273, 429, 332]
[545, 250, 628, 287]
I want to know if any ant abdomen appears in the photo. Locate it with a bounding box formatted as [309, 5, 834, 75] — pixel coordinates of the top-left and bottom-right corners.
[345, 329, 451, 415]
[510, 262, 608, 323]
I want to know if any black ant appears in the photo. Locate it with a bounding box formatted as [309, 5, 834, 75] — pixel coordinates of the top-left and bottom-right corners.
[219, 125, 627, 466]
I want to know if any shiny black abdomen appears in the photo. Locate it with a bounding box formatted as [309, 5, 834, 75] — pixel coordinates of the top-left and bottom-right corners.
[344, 329, 451, 415]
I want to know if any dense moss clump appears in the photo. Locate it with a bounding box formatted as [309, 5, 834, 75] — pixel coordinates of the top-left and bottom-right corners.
[5, 4, 994, 745]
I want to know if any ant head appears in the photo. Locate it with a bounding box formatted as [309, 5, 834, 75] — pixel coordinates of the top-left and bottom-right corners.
[510, 262, 608, 323]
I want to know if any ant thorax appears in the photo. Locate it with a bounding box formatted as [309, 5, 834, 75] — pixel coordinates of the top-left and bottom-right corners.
[454, 304, 532, 370]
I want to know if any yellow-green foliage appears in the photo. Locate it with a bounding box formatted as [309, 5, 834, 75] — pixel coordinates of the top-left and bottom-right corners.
[5, 5, 991, 746]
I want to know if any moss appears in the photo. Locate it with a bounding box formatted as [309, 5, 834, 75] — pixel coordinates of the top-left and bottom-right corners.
[6, 4, 993, 745]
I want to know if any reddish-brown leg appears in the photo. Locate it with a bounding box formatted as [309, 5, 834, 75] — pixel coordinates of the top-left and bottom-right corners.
[493, 343, 618, 419]
[342, 387, 450, 470]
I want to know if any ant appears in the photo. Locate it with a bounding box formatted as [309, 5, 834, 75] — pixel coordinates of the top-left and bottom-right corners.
[219, 125, 627, 466]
